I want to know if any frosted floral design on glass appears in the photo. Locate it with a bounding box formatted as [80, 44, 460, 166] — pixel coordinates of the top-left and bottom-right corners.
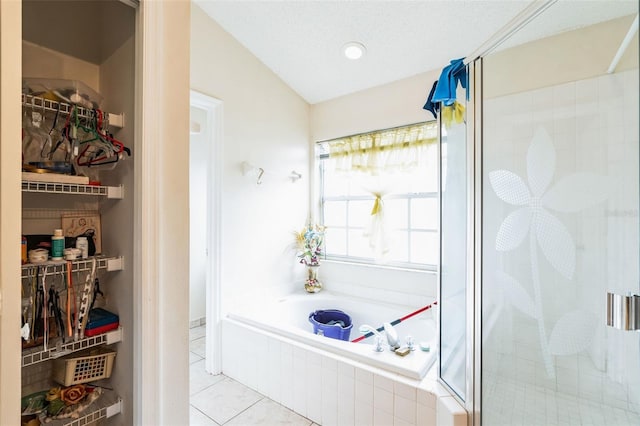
[489, 126, 609, 377]
[490, 128, 609, 278]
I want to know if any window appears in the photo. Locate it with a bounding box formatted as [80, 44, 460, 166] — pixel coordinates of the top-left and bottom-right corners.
[317, 122, 439, 270]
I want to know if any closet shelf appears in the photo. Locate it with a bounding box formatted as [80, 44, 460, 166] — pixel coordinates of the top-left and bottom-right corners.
[22, 94, 124, 128]
[22, 327, 122, 368]
[42, 389, 122, 426]
[22, 180, 124, 199]
[21, 256, 124, 279]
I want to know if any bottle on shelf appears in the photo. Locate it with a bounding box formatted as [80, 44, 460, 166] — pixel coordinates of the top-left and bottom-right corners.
[21, 235, 27, 264]
[51, 229, 65, 260]
[76, 237, 89, 260]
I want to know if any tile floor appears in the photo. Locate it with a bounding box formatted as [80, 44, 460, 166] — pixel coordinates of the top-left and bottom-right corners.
[190, 325, 318, 426]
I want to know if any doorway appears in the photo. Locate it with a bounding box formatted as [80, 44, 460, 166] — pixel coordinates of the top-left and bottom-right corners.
[189, 90, 223, 375]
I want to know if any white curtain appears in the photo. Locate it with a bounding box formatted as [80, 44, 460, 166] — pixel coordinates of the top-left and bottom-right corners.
[323, 122, 437, 259]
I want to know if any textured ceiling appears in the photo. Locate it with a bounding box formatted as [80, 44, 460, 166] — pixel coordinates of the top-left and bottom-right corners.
[195, 0, 638, 104]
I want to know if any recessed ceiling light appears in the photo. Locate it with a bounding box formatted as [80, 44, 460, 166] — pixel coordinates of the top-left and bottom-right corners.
[343, 42, 366, 60]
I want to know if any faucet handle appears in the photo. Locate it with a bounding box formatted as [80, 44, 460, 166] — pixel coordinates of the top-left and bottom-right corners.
[373, 336, 384, 352]
[406, 335, 415, 351]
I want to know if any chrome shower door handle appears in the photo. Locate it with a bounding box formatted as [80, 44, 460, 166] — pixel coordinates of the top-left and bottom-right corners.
[607, 292, 640, 331]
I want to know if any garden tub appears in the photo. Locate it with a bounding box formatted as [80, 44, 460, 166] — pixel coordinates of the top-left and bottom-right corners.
[226, 291, 437, 379]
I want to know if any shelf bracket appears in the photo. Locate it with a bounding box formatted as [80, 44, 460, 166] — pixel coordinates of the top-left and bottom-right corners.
[106, 398, 123, 418]
[107, 185, 124, 199]
[108, 112, 125, 129]
[106, 327, 123, 345]
[106, 256, 124, 272]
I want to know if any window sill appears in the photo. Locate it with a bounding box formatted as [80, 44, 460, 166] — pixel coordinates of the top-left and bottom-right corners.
[321, 258, 437, 274]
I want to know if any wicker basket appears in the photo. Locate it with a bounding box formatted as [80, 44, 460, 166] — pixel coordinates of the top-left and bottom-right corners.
[52, 346, 116, 386]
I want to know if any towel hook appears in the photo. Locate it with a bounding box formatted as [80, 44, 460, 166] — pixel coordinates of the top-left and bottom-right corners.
[257, 167, 264, 185]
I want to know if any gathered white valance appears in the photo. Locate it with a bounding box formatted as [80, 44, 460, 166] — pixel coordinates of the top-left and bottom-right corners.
[323, 121, 438, 175]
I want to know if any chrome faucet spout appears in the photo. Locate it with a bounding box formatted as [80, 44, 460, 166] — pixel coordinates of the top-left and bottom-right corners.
[359, 323, 400, 351]
[383, 322, 400, 350]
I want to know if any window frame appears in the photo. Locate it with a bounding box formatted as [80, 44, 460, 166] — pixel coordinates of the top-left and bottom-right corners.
[316, 124, 439, 271]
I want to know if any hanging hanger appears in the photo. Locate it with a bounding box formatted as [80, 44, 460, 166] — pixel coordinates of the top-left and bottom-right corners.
[75, 109, 129, 167]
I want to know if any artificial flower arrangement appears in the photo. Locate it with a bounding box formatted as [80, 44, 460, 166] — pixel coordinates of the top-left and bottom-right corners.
[294, 223, 326, 266]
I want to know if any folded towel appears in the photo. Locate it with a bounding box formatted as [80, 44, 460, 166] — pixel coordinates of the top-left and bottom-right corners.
[431, 57, 467, 106]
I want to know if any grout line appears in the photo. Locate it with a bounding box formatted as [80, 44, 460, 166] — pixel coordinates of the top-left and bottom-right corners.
[194, 374, 314, 426]
[189, 351, 204, 363]
[190, 403, 222, 426]
[190, 381, 220, 399]
[220, 397, 265, 425]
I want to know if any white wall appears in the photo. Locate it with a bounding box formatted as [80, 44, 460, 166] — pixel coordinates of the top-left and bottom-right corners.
[99, 28, 136, 426]
[311, 70, 440, 142]
[189, 105, 208, 324]
[484, 14, 638, 98]
[190, 5, 310, 308]
[311, 69, 442, 303]
[22, 41, 100, 92]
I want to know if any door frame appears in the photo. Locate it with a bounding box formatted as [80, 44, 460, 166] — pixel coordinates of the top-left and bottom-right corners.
[0, 1, 23, 425]
[190, 90, 223, 374]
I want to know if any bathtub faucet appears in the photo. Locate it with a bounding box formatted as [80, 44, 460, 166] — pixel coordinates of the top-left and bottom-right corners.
[383, 322, 400, 350]
[359, 323, 401, 352]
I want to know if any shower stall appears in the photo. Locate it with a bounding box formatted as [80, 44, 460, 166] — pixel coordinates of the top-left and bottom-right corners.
[439, 1, 639, 424]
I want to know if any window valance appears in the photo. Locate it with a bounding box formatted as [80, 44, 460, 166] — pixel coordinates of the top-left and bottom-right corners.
[322, 121, 438, 175]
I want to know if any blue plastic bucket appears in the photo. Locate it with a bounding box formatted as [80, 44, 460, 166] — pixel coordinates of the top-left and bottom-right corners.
[308, 309, 353, 341]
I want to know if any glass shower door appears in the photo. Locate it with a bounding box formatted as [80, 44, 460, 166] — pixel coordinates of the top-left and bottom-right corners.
[481, 3, 639, 424]
[440, 80, 469, 401]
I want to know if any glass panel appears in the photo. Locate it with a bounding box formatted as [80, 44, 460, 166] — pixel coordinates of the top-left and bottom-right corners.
[348, 229, 370, 258]
[481, 3, 639, 424]
[348, 200, 373, 226]
[410, 231, 438, 265]
[440, 84, 468, 400]
[385, 198, 408, 230]
[326, 228, 347, 256]
[323, 168, 347, 197]
[323, 200, 346, 227]
[388, 230, 409, 263]
[407, 144, 439, 193]
[411, 198, 438, 230]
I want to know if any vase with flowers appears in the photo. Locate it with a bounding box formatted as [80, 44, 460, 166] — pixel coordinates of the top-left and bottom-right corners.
[295, 223, 325, 293]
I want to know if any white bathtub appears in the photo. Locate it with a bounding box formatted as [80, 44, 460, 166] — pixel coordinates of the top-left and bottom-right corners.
[227, 290, 438, 380]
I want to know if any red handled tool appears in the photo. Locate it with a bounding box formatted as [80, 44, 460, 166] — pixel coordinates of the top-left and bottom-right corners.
[351, 301, 437, 343]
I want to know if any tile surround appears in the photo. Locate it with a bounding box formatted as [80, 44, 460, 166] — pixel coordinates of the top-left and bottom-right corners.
[222, 318, 466, 426]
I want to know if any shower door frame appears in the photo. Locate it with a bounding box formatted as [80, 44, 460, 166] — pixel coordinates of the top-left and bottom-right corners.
[436, 58, 478, 412]
[470, 59, 483, 426]
[463, 1, 640, 425]
[441, 2, 562, 425]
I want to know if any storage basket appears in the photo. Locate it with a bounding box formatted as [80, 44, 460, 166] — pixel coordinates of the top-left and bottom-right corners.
[52, 346, 116, 386]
